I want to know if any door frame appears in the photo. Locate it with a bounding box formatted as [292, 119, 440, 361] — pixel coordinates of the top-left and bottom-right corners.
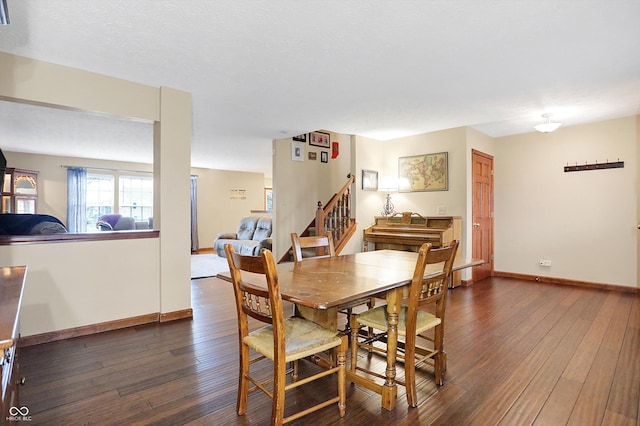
[471, 149, 494, 283]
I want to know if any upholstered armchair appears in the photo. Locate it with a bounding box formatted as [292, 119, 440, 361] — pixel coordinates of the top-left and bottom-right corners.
[214, 216, 272, 257]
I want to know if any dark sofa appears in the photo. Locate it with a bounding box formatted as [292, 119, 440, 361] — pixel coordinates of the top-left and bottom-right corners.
[0, 213, 68, 235]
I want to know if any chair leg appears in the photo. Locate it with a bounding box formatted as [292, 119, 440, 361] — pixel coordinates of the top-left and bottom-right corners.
[343, 308, 353, 334]
[271, 357, 287, 425]
[349, 315, 359, 372]
[337, 335, 348, 417]
[237, 344, 250, 415]
[404, 337, 418, 408]
[366, 298, 375, 355]
[434, 352, 444, 386]
[434, 324, 445, 386]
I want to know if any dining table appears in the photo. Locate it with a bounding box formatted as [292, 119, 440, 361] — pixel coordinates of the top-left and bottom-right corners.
[217, 249, 483, 411]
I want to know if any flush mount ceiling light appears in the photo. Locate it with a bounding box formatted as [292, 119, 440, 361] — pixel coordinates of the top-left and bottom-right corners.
[534, 113, 562, 133]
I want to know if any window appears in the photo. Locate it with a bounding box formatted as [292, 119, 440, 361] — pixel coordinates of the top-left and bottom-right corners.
[86, 174, 114, 228]
[119, 176, 153, 222]
[264, 188, 273, 211]
[81, 172, 153, 230]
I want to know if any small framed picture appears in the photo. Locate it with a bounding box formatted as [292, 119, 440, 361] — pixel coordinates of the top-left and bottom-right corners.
[362, 169, 378, 191]
[321, 151, 329, 163]
[292, 134, 307, 142]
[308, 151, 317, 160]
[291, 142, 304, 161]
[309, 131, 331, 148]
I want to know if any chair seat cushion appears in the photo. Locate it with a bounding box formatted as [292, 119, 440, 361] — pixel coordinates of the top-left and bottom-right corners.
[355, 306, 441, 336]
[244, 317, 342, 362]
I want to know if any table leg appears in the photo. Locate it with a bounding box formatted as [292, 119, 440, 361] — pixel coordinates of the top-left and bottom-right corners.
[381, 289, 400, 410]
[295, 305, 338, 331]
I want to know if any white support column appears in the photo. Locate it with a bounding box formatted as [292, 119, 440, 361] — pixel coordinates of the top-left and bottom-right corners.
[154, 86, 193, 319]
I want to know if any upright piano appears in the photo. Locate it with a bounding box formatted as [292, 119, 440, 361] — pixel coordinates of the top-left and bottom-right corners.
[363, 212, 462, 286]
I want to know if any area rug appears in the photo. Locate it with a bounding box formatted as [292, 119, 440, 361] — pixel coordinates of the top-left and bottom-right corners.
[191, 254, 229, 279]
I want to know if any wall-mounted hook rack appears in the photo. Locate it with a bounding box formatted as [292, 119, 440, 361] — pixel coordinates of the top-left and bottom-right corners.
[564, 160, 624, 173]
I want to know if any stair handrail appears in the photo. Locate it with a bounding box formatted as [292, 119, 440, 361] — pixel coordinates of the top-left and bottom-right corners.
[315, 173, 355, 249]
[278, 174, 356, 263]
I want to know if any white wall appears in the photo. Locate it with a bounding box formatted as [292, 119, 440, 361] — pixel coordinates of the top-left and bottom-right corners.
[494, 116, 637, 287]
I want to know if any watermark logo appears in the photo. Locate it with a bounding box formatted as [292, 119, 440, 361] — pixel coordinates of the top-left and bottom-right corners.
[6, 406, 32, 422]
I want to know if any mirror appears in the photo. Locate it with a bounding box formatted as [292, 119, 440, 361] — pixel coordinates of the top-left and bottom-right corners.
[14, 175, 37, 195]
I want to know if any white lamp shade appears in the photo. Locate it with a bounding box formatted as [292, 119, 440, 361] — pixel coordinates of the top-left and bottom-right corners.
[379, 176, 398, 192]
[398, 177, 411, 191]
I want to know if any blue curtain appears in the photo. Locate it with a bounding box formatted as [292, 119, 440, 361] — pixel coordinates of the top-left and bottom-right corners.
[190, 175, 199, 251]
[67, 167, 87, 233]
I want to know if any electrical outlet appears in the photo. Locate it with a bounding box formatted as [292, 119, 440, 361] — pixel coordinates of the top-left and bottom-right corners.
[437, 205, 446, 215]
[539, 258, 552, 267]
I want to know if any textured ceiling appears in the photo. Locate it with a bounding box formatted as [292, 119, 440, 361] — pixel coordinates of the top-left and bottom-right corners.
[1, 1, 639, 177]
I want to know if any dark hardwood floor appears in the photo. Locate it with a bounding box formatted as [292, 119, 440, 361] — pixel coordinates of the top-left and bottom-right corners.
[18, 276, 640, 425]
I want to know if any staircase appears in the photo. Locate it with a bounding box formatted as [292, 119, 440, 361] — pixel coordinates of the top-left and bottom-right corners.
[279, 174, 357, 262]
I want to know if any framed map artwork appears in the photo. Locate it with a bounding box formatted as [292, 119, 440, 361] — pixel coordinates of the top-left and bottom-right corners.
[398, 152, 448, 192]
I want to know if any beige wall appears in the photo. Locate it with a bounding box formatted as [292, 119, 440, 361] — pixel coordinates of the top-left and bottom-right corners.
[154, 87, 192, 315]
[2, 150, 266, 251]
[0, 52, 192, 336]
[464, 127, 496, 276]
[3, 52, 636, 338]
[278, 118, 637, 289]
[381, 127, 468, 218]
[349, 135, 387, 254]
[0, 238, 160, 336]
[272, 131, 352, 259]
[273, 128, 474, 260]
[193, 167, 266, 248]
[0, 52, 157, 121]
[3, 151, 155, 222]
[354, 127, 475, 276]
[494, 116, 637, 287]
[637, 115, 640, 286]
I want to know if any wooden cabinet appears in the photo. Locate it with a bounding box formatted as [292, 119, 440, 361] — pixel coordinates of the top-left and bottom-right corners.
[2, 168, 38, 214]
[1, 266, 26, 424]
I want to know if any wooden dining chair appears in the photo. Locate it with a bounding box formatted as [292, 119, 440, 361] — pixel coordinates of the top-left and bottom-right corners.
[290, 232, 375, 334]
[291, 231, 336, 261]
[349, 240, 459, 407]
[224, 244, 348, 425]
